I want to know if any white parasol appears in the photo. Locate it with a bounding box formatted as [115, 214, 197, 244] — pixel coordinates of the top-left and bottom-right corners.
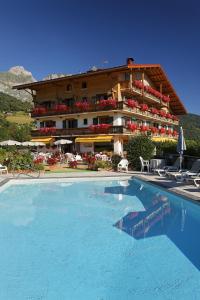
[21, 141, 36, 147]
[54, 139, 72, 145]
[0, 140, 22, 146]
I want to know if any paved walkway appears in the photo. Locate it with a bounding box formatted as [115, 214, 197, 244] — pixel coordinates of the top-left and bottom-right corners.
[1, 170, 200, 202]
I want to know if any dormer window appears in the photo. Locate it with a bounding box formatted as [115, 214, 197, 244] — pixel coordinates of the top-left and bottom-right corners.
[81, 82, 87, 89]
[66, 84, 72, 91]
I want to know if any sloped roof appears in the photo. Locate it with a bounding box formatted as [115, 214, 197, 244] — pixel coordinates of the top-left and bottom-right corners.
[13, 63, 187, 115]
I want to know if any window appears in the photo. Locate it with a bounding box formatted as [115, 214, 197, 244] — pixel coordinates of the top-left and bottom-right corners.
[40, 121, 45, 128]
[99, 116, 113, 124]
[81, 81, 87, 89]
[68, 119, 78, 128]
[93, 117, 98, 125]
[83, 118, 88, 125]
[66, 84, 72, 91]
[63, 120, 67, 129]
[46, 120, 56, 127]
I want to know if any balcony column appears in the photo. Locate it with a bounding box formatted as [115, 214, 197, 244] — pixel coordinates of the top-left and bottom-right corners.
[117, 83, 122, 101]
[113, 137, 123, 155]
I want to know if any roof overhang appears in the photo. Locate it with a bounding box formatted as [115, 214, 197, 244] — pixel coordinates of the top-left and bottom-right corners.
[13, 64, 187, 115]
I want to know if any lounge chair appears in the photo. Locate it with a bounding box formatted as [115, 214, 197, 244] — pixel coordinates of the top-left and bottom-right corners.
[153, 157, 180, 177]
[166, 159, 200, 181]
[0, 164, 8, 175]
[139, 156, 150, 172]
[117, 159, 129, 172]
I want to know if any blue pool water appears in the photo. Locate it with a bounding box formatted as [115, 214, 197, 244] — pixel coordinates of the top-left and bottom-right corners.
[0, 178, 200, 299]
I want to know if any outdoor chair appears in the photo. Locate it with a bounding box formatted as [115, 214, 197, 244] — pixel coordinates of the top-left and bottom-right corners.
[139, 156, 150, 172]
[153, 157, 180, 177]
[0, 164, 8, 175]
[117, 159, 129, 172]
[166, 159, 200, 181]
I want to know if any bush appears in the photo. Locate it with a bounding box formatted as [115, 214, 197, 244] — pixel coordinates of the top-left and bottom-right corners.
[33, 163, 44, 171]
[125, 136, 155, 170]
[94, 160, 111, 170]
[111, 154, 122, 171]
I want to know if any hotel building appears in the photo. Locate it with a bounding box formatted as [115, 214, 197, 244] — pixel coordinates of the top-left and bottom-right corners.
[14, 58, 187, 154]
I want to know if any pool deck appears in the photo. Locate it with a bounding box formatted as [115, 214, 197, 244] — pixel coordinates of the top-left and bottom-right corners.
[0, 170, 200, 202]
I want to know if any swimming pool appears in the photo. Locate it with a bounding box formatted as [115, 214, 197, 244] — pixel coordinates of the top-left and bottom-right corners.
[0, 177, 200, 299]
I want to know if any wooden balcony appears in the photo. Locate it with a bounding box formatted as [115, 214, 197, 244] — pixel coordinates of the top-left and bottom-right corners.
[31, 102, 124, 118]
[31, 125, 125, 137]
[31, 101, 178, 126]
[120, 83, 168, 107]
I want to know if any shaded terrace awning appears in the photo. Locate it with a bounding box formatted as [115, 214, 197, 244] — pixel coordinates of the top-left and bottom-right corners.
[30, 137, 54, 144]
[75, 136, 113, 143]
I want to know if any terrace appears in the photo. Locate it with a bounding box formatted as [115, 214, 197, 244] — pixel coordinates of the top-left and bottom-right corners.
[31, 100, 179, 126]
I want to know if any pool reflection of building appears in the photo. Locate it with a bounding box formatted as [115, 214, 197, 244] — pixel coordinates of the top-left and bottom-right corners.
[115, 201, 171, 238]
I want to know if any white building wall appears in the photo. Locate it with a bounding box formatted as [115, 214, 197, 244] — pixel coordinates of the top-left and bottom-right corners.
[113, 114, 123, 126]
[56, 120, 63, 129]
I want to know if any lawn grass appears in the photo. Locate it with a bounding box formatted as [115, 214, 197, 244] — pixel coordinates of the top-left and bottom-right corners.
[6, 112, 33, 124]
[45, 168, 90, 173]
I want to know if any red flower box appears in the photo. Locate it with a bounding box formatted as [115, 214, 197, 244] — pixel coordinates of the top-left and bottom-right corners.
[99, 99, 117, 109]
[75, 101, 90, 111]
[173, 130, 178, 136]
[140, 104, 149, 112]
[159, 110, 166, 117]
[134, 80, 144, 89]
[140, 125, 149, 132]
[150, 108, 159, 115]
[126, 99, 138, 109]
[150, 127, 158, 134]
[162, 95, 170, 103]
[159, 128, 166, 134]
[166, 113, 172, 119]
[33, 107, 47, 114]
[39, 127, 56, 134]
[89, 124, 112, 133]
[166, 129, 172, 135]
[127, 123, 138, 132]
[53, 104, 69, 112]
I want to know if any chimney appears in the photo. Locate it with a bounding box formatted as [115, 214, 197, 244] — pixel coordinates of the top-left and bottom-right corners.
[126, 57, 134, 65]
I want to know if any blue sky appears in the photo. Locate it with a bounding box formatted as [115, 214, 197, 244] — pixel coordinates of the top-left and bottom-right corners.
[0, 0, 199, 114]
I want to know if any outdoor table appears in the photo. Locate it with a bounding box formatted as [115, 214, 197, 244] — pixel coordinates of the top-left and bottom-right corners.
[150, 159, 165, 171]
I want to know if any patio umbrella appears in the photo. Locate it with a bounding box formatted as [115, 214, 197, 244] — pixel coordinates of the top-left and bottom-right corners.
[0, 140, 21, 146]
[54, 139, 72, 153]
[54, 139, 72, 145]
[21, 141, 36, 147]
[176, 126, 186, 171]
[33, 142, 46, 146]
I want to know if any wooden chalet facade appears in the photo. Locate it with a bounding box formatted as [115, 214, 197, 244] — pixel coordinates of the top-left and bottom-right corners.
[13, 58, 187, 154]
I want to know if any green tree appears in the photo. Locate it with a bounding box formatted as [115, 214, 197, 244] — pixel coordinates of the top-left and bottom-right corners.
[125, 136, 155, 170]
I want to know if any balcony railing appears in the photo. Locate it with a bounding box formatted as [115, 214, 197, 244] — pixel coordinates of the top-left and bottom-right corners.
[31, 102, 124, 118]
[31, 125, 178, 140]
[121, 83, 169, 107]
[31, 125, 124, 137]
[31, 101, 178, 126]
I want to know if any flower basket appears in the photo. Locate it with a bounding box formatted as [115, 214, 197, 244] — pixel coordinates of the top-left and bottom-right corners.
[159, 110, 166, 118]
[98, 99, 117, 109]
[127, 123, 138, 132]
[53, 104, 69, 112]
[33, 107, 47, 115]
[126, 99, 138, 109]
[89, 124, 111, 133]
[159, 128, 166, 134]
[75, 101, 90, 111]
[140, 125, 149, 132]
[140, 104, 149, 112]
